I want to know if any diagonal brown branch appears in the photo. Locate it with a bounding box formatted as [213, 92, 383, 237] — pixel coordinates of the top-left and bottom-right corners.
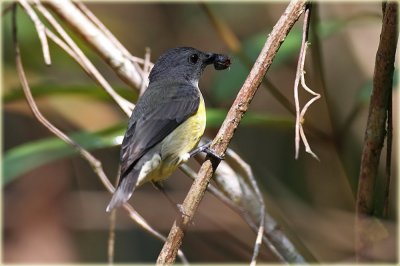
[157, 1, 307, 264]
[201, 3, 329, 142]
[355, 2, 398, 262]
[201, 3, 295, 116]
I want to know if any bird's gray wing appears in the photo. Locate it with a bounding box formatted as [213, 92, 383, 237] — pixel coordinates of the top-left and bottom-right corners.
[119, 83, 200, 182]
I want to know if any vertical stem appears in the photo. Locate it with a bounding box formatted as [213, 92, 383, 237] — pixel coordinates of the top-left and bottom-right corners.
[355, 2, 398, 261]
[382, 88, 392, 218]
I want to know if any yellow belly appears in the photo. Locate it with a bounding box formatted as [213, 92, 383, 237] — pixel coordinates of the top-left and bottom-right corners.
[145, 97, 206, 183]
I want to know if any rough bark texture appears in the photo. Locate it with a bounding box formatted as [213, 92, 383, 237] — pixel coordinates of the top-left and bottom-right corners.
[156, 1, 307, 264]
[355, 2, 398, 261]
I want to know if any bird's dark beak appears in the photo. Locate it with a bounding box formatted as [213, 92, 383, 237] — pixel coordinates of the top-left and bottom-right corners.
[204, 53, 231, 70]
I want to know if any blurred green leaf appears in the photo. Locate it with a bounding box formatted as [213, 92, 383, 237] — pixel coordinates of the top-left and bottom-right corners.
[3, 110, 292, 184]
[3, 125, 125, 185]
[3, 83, 138, 103]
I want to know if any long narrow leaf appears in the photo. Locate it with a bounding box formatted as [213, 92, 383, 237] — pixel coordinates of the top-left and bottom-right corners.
[3, 84, 137, 103]
[4, 110, 292, 184]
[3, 126, 125, 185]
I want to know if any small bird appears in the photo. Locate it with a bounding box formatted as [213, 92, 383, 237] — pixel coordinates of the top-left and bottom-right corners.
[106, 47, 231, 212]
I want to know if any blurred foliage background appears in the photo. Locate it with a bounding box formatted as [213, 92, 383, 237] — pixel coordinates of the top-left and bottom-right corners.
[2, 2, 398, 263]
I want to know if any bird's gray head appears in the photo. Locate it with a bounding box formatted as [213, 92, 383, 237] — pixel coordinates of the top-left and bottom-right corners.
[148, 47, 231, 86]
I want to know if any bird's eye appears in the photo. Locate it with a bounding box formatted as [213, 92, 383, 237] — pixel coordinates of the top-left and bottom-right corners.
[189, 54, 199, 64]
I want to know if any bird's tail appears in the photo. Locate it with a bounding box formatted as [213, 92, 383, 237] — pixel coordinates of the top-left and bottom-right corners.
[106, 170, 139, 212]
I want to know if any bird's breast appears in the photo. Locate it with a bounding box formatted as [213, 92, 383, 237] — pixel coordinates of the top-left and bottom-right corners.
[155, 96, 206, 178]
[162, 95, 206, 157]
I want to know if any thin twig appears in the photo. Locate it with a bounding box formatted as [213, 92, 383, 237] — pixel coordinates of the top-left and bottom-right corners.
[32, 0, 134, 116]
[14, 1, 124, 233]
[74, 1, 152, 70]
[44, 0, 144, 90]
[293, 5, 320, 160]
[181, 162, 285, 263]
[13, 6, 109, 192]
[44, 29, 90, 73]
[12, 5, 188, 263]
[108, 168, 120, 265]
[44, 26, 134, 118]
[355, 2, 398, 261]
[17, 0, 51, 65]
[226, 149, 266, 266]
[299, 45, 321, 160]
[180, 164, 246, 215]
[200, 3, 241, 53]
[217, 156, 314, 261]
[107, 209, 117, 264]
[157, 1, 307, 264]
[201, 3, 329, 143]
[123, 204, 190, 264]
[193, 143, 308, 263]
[201, 3, 294, 116]
[218, 150, 307, 262]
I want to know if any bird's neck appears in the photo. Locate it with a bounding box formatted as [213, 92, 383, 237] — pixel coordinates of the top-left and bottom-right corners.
[151, 78, 199, 89]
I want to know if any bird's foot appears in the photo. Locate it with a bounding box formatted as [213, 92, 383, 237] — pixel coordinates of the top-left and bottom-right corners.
[189, 141, 224, 160]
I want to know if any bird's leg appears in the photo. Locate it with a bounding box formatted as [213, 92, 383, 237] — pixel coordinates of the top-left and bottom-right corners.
[189, 141, 224, 160]
[151, 181, 189, 218]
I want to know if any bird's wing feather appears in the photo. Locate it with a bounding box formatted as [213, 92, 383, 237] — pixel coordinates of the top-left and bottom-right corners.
[119, 82, 200, 181]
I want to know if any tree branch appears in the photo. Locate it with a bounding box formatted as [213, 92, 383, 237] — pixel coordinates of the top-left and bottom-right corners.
[157, 1, 307, 264]
[43, 0, 144, 90]
[226, 150, 265, 266]
[355, 2, 398, 261]
[190, 141, 312, 262]
[382, 87, 392, 218]
[32, 0, 134, 116]
[201, 3, 329, 142]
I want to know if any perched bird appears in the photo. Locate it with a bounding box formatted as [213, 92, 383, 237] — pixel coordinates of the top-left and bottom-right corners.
[106, 47, 231, 212]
